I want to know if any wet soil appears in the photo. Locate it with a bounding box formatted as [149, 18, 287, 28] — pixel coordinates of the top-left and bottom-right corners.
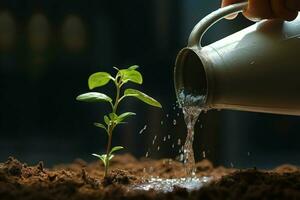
[0, 154, 299, 200]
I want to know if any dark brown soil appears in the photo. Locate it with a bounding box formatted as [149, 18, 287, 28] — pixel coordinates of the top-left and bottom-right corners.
[0, 154, 299, 200]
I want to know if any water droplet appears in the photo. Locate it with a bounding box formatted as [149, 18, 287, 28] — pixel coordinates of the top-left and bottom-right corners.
[160, 120, 164, 125]
[145, 151, 149, 157]
[247, 152, 250, 156]
[179, 154, 184, 162]
[139, 125, 147, 134]
[173, 119, 177, 125]
[167, 135, 171, 140]
[149, 166, 154, 173]
[172, 144, 175, 148]
[200, 124, 203, 129]
[157, 146, 160, 151]
[166, 114, 169, 118]
[152, 135, 157, 145]
[177, 139, 181, 145]
[202, 151, 206, 158]
[177, 113, 180, 117]
[163, 136, 166, 141]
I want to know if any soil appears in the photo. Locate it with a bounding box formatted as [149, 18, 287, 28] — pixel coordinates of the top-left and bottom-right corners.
[0, 154, 300, 200]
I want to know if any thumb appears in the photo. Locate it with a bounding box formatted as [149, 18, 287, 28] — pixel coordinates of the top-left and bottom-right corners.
[221, 0, 244, 20]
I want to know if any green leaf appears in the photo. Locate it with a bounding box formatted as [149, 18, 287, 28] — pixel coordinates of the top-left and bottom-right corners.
[92, 153, 114, 166]
[119, 68, 143, 84]
[116, 112, 136, 123]
[109, 113, 118, 121]
[113, 67, 119, 71]
[76, 92, 112, 103]
[92, 153, 107, 166]
[104, 115, 110, 126]
[108, 154, 114, 160]
[88, 72, 113, 90]
[128, 65, 139, 70]
[124, 89, 162, 108]
[110, 146, 124, 155]
[93, 122, 107, 131]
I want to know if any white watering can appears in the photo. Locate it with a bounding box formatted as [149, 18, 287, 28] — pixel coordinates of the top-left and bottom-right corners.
[174, 2, 300, 115]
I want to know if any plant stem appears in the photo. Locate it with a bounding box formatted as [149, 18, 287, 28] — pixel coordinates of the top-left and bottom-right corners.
[113, 82, 121, 113]
[104, 80, 121, 178]
[104, 125, 113, 177]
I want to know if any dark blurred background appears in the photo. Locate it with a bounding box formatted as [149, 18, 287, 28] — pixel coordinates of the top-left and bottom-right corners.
[1, 0, 300, 169]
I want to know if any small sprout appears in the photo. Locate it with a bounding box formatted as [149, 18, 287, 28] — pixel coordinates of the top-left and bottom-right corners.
[76, 65, 162, 177]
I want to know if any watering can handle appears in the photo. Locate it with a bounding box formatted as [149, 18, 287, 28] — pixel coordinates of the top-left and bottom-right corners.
[188, 1, 248, 48]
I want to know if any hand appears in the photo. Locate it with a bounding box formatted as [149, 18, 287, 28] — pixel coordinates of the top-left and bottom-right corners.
[221, 0, 300, 21]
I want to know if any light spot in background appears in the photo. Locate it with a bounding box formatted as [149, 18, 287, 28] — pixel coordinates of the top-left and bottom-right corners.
[0, 11, 16, 52]
[61, 15, 86, 52]
[28, 13, 50, 53]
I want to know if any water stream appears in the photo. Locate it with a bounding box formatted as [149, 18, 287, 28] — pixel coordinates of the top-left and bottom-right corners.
[178, 90, 206, 176]
[132, 90, 208, 192]
[182, 105, 202, 176]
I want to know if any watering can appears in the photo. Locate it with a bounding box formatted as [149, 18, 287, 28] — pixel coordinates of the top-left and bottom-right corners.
[174, 2, 300, 115]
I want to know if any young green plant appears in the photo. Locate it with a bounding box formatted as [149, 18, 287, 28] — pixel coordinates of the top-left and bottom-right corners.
[76, 65, 162, 177]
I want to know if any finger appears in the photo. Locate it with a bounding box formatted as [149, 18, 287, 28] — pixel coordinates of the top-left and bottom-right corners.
[243, 0, 274, 21]
[286, 0, 300, 11]
[221, 0, 243, 20]
[271, 0, 298, 21]
[221, 0, 242, 7]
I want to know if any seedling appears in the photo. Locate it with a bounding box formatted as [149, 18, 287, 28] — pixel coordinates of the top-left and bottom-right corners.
[76, 65, 162, 177]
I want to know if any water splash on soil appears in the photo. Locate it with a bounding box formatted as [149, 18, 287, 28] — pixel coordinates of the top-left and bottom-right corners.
[132, 176, 212, 193]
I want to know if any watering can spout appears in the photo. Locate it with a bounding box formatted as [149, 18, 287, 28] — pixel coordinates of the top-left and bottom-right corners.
[175, 2, 300, 115]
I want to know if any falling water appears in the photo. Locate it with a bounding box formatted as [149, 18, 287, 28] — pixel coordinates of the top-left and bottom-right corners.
[178, 90, 206, 176]
[131, 90, 210, 193]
